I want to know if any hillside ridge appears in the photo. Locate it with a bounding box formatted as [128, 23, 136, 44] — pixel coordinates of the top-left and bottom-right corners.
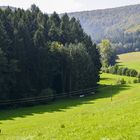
[67, 4, 140, 42]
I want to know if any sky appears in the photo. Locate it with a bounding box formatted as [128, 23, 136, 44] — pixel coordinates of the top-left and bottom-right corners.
[0, 0, 140, 13]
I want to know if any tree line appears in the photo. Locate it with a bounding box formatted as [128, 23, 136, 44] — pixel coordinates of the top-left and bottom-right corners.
[69, 4, 140, 54]
[112, 30, 140, 54]
[98, 39, 117, 67]
[102, 65, 140, 78]
[0, 5, 101, 101]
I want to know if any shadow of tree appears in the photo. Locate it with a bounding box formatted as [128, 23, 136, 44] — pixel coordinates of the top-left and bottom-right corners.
[116, 61, 123, 67]
[95, 84, 131, 99]
[0, 84, 131, 122]
[100, 77, 110, 81]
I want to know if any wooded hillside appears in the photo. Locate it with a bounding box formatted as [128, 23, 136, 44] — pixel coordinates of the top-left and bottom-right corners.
[0, 5, 101, 102]
[68, 4, 140, 53]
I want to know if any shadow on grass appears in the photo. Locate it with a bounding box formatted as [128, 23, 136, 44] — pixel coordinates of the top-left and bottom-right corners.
[0, 84, 131, 122]
[116, 61, 124, 67]
[100, 77, 110, 81]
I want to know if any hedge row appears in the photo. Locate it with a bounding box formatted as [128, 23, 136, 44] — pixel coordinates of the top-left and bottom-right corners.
[116, 78, 140, 85]
[102, 65, 140, 78]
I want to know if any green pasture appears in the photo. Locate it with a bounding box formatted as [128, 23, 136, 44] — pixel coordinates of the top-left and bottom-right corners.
[118, 52, 140, 71]
[0, 72, 140, 140]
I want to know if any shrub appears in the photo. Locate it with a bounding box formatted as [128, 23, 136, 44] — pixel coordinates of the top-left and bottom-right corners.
[116, 78, 126, 85]
[130, 69, 138, 77]
[102, 67, 109, 73]
[61, 124, 65, 128]
[117, 67, 123, 75]
[108, 66, 113, 74]
[137, 78, 140, 83]
[133, 79, 138, 83]
[127, 80, 131, 84]
[137, 73, 140, 78]
[133, 78, 140, 83]
[102, 65, 139, 78]
[105, 68, 109, 73]
[113, 65, 119, 74]
[126, 69, 131, 76]
[109, 65, 118, 74]
[122, 67, 128, 75]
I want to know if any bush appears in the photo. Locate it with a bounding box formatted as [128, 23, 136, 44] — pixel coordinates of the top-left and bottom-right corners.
[102, 65, 139, 78]
[126, 69, 131, 76]
[109, 65, 118, 74]
[105, 68, 109, 73]
[137, 78, 140, 83]
[108, 66, 112, 74]
[102, 67, 109, 73]
[122, 67, 128, 75]
[130, 69, 138, 77]
[116, 78, 126, 85]
[137, 73, 140, 78]
[127, 80, 131, 84]
[117, 67, 123, 75]
[133, 79, 138, 83]
[133, 78, 140, 83]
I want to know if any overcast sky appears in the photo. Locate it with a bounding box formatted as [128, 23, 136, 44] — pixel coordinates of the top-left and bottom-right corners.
[0, 0, 140, 13]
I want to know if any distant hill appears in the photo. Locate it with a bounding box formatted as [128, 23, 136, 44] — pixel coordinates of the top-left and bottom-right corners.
[0, 6, 16, 11]
[1, 4, 140, 53]
[68, 4, 140, 42]
[2, 4, 140, 42]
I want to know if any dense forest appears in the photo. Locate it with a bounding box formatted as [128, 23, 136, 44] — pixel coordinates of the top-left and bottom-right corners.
[113, 29, 140, 53]
[0, 5, 101, 101]
[68, 4, 140, 53]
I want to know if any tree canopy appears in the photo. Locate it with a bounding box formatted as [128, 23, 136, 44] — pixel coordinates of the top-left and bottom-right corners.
[98, 39, 117, 67]
[0, 5, 101, 103]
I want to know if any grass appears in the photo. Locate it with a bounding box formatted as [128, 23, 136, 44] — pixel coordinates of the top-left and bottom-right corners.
[0, 72, 140, 140]
[100, 73, 136, 85]
[117, 52, 140, 71]
[0, 52, 140, 140]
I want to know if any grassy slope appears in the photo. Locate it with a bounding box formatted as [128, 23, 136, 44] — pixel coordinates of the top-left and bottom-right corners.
[0, 73, 140, 140]
[100, 73, 136, 85]
[117, 52, 140, 71]
[0, 52, 140, 140]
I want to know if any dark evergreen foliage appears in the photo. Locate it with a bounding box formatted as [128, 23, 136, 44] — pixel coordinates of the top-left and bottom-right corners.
[0, 5, 101, 102]
[103, 65, 139, 78]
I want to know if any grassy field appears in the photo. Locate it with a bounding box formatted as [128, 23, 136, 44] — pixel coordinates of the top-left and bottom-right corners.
[117, 52, 140, 71]
[100, 73, 136, 85]
[0, 71, 140, 140]
[0, 52, 140, 140]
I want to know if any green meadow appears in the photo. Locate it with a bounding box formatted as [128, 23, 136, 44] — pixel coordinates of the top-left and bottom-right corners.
[118, 52, 140, 71]
[100, 73, 136, 85]
[0, 52, 140, 140]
